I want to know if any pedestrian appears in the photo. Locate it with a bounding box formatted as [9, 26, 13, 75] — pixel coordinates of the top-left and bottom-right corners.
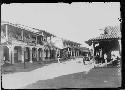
[57, 54, 61, 63]
[83, 56, 86, 65]
[104, 53, 107, 67]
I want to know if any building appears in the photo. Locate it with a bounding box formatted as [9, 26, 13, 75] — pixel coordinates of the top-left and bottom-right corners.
[85, 26, 121, 65]
[60, 39, 90, 59]
[1, 21, 92, 65]
[1, 21, 59, 64]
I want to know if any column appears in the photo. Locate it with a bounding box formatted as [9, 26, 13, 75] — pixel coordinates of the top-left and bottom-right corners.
[11, 46, 15, 64]
[42, 48, 45, 61]
[8, 46, 12, 63]
[21, 30, 24, 41]
[55, 49, 58, 60]
[48, 49, 50, 59]
[5, 25, 8, 42]
[21, 47, 25, 63]
[73, 50, 75, 58]
[92, 42, 95, 65]
[71, 50, 72, 58]
[30, 47, 33, 63]
[118, 39, 121, 55]
[36, 36, 37, 45]
[118, 39, 121, 67]
[37, 48, 39, 61]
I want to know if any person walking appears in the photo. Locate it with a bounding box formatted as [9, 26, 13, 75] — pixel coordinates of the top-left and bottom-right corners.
[83, 56, 86, 65]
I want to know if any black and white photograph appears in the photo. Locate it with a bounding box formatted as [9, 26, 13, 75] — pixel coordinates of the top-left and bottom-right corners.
[1, 2, 121, 89]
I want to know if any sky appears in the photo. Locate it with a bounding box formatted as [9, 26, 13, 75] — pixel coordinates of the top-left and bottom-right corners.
[1, 2, 120, 45]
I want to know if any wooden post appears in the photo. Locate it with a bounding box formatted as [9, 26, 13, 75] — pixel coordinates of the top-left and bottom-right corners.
[30, 47, 33, 63]
[118, 39, 121, 55]
[92, 42, 95, 65]
[36, 36, 37, 45]
[0, 46, 4, 65]
[21, 47, 25, 68]
[22, 30, 24, 41]
[11, 46, 15, 64]
[37, 48, 39, 61]
[5, 25, 8, 42]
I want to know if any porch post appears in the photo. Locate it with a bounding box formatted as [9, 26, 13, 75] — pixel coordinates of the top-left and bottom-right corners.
[36, 36, 37, 45]
[11, 46, 15, 64]
[21, 46, 25, 63]
[71, 50, 72, 58]
[30, 47, 33, 63]
[92, 42, 95, 65]
[5, 25, 8, 42]
[21, 30, 24, 41]
[118, 39, 121, 67]
[73, 50, 75, 58]
[37, 48, 39, 61]
[8, 46, 11, 63]
[118, 39, 121, 55]
[48, 49, 50, 59]
[42, 48, 45, 61]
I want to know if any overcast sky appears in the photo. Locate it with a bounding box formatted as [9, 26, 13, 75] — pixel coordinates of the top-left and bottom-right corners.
[1, 2, 120, 44]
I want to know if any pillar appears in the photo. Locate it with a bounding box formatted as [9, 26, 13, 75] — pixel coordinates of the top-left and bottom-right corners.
[11, 46, 14, 64]
[73, 50, 75, 58]
[48, 49, 50, 59]
[8, 47, 12, 63]
[71, 50, 72, 57]
[118, 39, 121, 67]
[21, 47, 25, 63]
[55, 49, 58, 60]
[36, 36, 37, 45]
[118, 39, 121, 55]
[92, 42, 95, 64]
[42, 48, 45, 61]
[37, 48, 39, 61]
[30, 47, 33, 63]
[5, 25, 8, 42]
[21, 30, 24, 41]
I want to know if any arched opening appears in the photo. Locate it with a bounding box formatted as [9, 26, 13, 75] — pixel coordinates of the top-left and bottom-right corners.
[45, 49, 49, 59]
[51, 49, 55, 59]
[3, 46, 9, 62]
[14, 46, 22, 63]
[32, 47, 37, 62]
[24, 47, 30, 62]
[38, 48, 43, 61]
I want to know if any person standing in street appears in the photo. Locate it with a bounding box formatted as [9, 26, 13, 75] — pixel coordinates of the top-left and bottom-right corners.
[104, 53, 107, 67]
[83, 56, 86, 65]
[57, 53, 61, 63]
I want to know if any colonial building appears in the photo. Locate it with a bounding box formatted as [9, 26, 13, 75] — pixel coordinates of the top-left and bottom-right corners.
[1, 21, 92, 65]
[1, 21, 59, 64]
[85, 26, 121, 65]
[60, 39, 90, 59]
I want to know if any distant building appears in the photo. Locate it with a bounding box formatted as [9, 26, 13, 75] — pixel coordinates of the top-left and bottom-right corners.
[60, 39, 90, 59]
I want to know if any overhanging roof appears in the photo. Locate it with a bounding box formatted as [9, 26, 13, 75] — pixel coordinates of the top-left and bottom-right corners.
[85, 26, 121, 45]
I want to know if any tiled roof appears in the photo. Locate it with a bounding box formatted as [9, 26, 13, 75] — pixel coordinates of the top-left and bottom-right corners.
[88, 26, 121, 41]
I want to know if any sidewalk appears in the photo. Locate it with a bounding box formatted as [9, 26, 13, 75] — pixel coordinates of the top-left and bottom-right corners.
[2, 58, 94, 89]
